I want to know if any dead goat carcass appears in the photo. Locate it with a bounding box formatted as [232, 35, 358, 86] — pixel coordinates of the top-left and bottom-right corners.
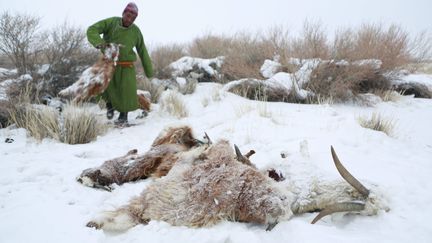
[77, 126, 209, 191]
[58, 43, 121, 103]
[86, 140, 389, 231]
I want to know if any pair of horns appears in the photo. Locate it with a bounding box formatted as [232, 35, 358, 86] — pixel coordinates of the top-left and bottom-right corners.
[311, 146, 370, 224]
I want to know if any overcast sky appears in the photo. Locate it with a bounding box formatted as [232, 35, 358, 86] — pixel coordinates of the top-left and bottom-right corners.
[1, 0, 431, 47]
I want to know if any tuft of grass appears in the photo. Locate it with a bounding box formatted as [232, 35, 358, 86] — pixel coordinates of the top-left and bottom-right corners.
[159, 90, 188, 118]
[8, 87, 108, 143]
[9, 104, 60, 141]
[61, 104, 108, 144]
[257, 102, 272, 118]
[379, 90, 405, 102]
[358, 112, 397, 136]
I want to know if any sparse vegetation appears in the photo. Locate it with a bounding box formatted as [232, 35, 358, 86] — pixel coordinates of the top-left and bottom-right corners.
[358, 112, 397, 136]
[61, 104, 108, 144]
[8, 86, 108, 143]
[159, 90, 188, 118]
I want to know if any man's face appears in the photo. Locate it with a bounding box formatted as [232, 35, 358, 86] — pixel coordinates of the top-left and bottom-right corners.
[122, 11, 137, 27]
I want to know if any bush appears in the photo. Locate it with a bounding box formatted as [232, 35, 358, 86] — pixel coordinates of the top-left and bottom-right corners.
[151, 44, 186, 79]
[358, 112, 396, 136]
[306, 62, 391, 102]
[8, 87, 108, 143]
[61, 104, 108, 144]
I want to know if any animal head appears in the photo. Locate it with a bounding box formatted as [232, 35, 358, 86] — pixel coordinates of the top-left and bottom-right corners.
[77, 168, 114, 191]
[309, 146, 390, 224]
[102, 43, 123, 62]
[151, 126, 209, 148]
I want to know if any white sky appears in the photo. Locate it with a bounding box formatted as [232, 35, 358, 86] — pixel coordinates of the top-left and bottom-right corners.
[1, 0, 431, 47]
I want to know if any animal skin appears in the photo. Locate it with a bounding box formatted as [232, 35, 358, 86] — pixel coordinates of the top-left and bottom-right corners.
[84, 126, 389, 231]
[58, 43, 151, 111]
[77, 126, 204, 190]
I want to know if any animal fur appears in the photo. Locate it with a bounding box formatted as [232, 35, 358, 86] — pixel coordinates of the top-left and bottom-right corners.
[58, 43, 121, 103]
[87, 140, 294, 231]
[85, 127, 389, 231]
[77, 126, 203, 189]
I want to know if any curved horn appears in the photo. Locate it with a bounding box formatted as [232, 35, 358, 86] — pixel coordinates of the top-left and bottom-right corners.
[311, 202, 365, 224]
[204, 132, 212, 145]
[331, 146, 370, 197]
[234, 144, 248, 163]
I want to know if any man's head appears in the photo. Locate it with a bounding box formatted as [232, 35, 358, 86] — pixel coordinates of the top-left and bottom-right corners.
[122, 2, 138, 27]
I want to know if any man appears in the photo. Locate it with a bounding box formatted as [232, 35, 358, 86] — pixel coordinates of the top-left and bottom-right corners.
[87, 2, 153, 125]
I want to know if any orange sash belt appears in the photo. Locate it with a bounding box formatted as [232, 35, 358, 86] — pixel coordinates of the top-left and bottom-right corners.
[117, 61, 134, 68]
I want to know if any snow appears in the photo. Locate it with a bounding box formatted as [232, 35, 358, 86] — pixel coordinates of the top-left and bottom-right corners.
[169, 56, 225, 78]
[393, 73, 432, 89]
[1, 76, 432, 242]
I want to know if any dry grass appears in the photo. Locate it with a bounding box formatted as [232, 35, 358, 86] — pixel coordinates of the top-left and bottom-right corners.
[9, 104, 60, 141]
[379, 90, 405, 102]
[233, 104, 254, 118]
[8, 86, 108, 143]
[61, 104, 108, 144]
[358, 112, 396, 136]
[151, 44, 186, 79]
[9, 103, 108, 144]
[178, 78, 197, 95]
[159, 90, 188, 118]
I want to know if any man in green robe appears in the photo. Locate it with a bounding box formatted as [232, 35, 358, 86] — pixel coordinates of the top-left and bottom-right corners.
[87, 2, 153, 125]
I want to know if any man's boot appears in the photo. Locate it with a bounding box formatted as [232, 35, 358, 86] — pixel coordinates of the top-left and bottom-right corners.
[106, 102, 114, 120]
[115, 112, 128, 125]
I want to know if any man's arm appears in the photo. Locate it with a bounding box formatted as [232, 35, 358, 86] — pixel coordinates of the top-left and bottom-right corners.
[87, 18, 113, 48]
[135, 28, 154, 79]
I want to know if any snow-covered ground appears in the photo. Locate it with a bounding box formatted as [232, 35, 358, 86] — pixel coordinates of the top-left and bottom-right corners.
[1, 80, 432, 243]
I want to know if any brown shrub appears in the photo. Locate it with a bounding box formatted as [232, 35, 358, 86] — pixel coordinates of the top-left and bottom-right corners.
[187, 33, 231, 58]
[221, 32, 276, 81]
[291, 20, 330, 59]
[306, 62, 391, 102]
[151, 44, 186, 79]
[334, 24, 412, 70]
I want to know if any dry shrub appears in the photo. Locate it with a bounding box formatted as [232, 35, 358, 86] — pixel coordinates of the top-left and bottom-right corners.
[228, 79, 290, 102]
[306, 63, 391, 102]
[187, 33, 231, 58]
[291, 20, 329, 59]
[61, 104, 108, 144]
[186, 32, 277, 82]
[333, 24, 412, 70]
[159, 90, 188, 118]
[221, 32, 276, 81]
[151, 44, 186, 79]
[137, 76, 164, 103]
[358, 112, 396, 136]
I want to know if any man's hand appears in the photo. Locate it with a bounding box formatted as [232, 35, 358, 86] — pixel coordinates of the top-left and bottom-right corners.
[95, 43, 108, 50]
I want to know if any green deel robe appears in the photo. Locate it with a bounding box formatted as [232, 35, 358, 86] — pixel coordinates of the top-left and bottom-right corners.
[87, 17, 153, 112]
